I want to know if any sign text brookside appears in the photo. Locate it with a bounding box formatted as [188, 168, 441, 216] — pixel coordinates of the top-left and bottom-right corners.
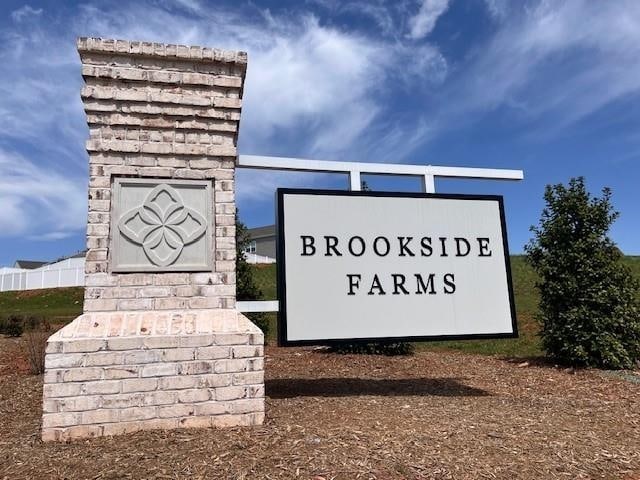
[299, 234, 495, 296]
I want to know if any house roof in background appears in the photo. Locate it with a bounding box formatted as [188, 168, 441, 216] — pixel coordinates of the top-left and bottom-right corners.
[247, 225, 275, 239]
[13, 260, 47, 269]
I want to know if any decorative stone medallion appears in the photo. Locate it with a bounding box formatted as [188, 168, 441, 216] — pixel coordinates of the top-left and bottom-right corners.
[111, 178, 213, 272]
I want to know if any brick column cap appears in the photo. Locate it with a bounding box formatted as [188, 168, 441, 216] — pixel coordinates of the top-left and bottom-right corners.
[77, 37, 248, 69]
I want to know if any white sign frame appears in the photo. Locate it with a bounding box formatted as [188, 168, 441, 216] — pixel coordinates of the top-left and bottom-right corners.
[276, 188, 518, 346]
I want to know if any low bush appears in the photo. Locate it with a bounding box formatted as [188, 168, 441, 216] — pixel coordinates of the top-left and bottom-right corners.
[5, 315, 24, 337]
[25, 315, 46, 331]
[330, 342, 414, 356]
[0, 314, 50, 337]
[247, 312, 270, 339]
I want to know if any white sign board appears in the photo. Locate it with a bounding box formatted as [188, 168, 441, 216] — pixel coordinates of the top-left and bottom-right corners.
[276, 189, 517, 346]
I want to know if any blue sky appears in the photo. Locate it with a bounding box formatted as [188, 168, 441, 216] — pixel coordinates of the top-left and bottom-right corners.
[0, 0, 638, 266]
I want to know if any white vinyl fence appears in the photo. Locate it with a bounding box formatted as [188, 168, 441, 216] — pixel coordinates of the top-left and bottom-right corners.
[0, 266, 84, 292]
[0, 253, 275, 293]
[0, 257, 85, 292]
[244, 253, 276, 264]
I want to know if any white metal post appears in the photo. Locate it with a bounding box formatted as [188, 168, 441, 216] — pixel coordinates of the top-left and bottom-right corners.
[422, 174, 436, 193]
[349, 170, 362, 191]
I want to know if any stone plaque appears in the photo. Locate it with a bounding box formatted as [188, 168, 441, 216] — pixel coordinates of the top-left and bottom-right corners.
[110, 178, 213, 272]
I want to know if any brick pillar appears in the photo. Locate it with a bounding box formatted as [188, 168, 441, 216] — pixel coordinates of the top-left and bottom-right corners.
[42, 38, 265, 442]
[80, 37, 245, 311]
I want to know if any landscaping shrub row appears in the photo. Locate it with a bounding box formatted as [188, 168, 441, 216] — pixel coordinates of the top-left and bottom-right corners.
[0, 314, 50, 338]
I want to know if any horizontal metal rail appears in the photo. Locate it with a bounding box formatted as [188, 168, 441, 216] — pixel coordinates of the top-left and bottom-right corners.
[238, 154, 523, 193]
[237, 300, 279, 313]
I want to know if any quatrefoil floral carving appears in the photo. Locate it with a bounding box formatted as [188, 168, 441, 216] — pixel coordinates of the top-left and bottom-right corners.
[118, 184, 207, 267]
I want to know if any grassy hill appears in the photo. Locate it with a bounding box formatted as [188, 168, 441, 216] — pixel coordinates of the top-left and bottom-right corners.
[0, 287, 84, 321]
[2, 256, 639, 357]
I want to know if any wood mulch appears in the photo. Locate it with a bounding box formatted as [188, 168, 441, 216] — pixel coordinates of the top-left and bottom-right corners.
[1, 336, 639, 480]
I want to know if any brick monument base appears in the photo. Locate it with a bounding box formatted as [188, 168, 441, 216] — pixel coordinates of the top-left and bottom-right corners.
[42, 309, 264, 442]
[42, 37, 264, 442]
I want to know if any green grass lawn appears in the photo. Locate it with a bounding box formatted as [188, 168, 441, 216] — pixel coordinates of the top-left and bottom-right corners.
[250, 264, 278, 300]
[2, 257, 638, 358]
[0, 287, 84, 321]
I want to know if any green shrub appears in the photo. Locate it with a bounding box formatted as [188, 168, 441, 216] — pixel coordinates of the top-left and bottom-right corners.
[526, 177, 640, 369]
[25, 315, 45, 331]
[236, 213, 270, 339]
[246, 312, 270, 338]
[330, 341, 414, 356]
[5, 315, 24, 337]
[0, 315, 8, 335]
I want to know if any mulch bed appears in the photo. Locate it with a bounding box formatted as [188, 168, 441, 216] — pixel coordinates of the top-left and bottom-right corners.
[1, 336, 639, 480]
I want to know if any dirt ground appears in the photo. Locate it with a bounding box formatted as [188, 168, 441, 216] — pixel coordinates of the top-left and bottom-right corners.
[1, 336, 639, 480]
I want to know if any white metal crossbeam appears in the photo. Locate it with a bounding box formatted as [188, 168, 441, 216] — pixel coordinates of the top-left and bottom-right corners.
[238, 154, 523, 194]
[237, 300, 279, 313]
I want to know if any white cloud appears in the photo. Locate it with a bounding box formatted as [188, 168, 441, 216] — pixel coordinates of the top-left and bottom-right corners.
[340, 2, 396, 36]
[10, 5, 43, 23]
[27, 231, 76, 241]
[0, 149, 86, 237]
[483, 0, 509, 21]
[431, 0, 640, 138]
[241, 16, 392, 157]
[0, 197, 28, 234]
[0, 14, 86, 166]
[0, 17, 87, 239]
[162, 0, 204, 14]
[406, 0, 450, 40]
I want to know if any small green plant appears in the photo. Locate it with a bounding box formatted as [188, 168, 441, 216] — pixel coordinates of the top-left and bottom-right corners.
[246, 312, 270, 338]
[5, 315, 24, 337]
[25, 315, 45, 331]
[526, 177, 640, 369]
[330, 341, 415, 356]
